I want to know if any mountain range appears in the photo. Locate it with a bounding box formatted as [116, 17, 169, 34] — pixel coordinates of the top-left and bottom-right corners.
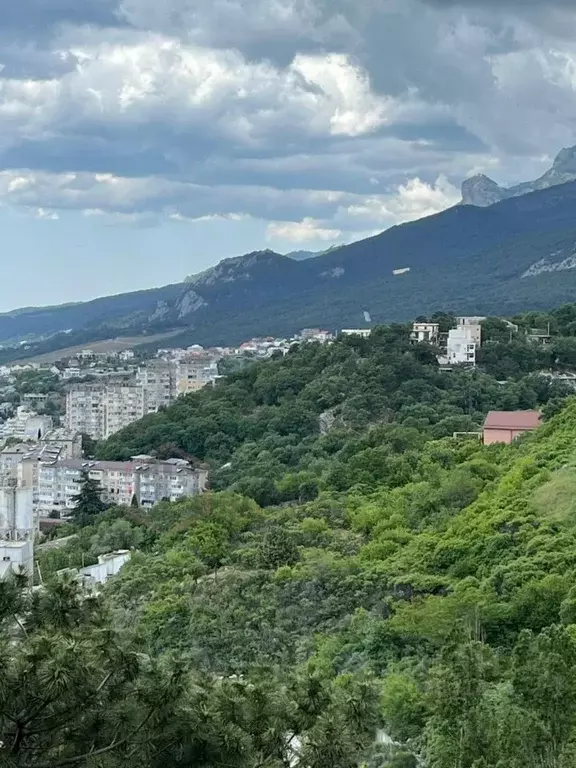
[5, 154, 576, 361]
[461, 145, 576, 206]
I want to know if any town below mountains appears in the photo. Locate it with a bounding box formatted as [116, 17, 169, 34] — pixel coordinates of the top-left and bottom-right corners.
[4, 145, 576, 365]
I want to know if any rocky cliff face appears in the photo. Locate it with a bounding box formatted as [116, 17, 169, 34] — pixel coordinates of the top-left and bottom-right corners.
[461, 174, 506, 207]
[461, 145, 576, 207]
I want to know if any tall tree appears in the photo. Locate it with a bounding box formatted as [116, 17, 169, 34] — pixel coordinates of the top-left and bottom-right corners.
[71, 470, 107, 527]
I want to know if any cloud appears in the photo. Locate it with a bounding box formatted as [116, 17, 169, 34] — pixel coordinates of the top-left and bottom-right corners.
[1, 0, 576, 245]
[267, 217, 342, 243]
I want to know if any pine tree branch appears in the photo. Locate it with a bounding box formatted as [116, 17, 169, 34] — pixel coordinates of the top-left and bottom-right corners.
[30, 707, 156, 768]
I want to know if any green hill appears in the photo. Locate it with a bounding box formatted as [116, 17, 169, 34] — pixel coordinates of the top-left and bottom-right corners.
[8, 314, 576, 766]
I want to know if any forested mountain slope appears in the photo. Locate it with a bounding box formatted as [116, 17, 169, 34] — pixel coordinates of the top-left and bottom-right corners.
[7, 179, 576, 362]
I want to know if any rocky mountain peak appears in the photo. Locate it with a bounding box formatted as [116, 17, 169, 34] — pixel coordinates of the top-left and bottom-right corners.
[461, 174, 505, 207]
[461, 144, 576, 208]
[552, 145, 576, 172]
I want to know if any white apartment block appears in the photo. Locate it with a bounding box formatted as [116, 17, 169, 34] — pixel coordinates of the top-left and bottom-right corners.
[456, 317, 484, 345]
[37, 458, 208, 517]
[447, 326, 478, 366]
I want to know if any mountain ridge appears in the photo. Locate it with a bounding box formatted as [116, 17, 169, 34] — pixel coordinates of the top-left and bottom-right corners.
[6, 179, 576, 360]
[461, 144, 576, 206]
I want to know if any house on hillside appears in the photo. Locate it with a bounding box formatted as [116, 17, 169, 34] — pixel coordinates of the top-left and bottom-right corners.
[482, 411, 542, 445]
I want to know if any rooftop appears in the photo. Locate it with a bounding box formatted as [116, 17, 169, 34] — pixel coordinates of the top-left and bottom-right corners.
[483, 410, 542, 430]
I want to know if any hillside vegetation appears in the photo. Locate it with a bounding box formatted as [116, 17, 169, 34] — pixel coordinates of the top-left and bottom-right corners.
[7, 311, 576, 766]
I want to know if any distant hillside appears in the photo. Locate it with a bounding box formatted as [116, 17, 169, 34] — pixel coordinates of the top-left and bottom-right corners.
[6, 180, 576, 360]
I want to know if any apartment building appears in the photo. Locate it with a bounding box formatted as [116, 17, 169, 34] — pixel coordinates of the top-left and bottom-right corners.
[445, 319, 484, 367]
[136, 361, 176, 412]
[66, 384, 147, 440]
[103, 385, 145, 436]
[65, 385, 107, 440]
[176, 358, 219, 395]
[37, 458, 208, 517]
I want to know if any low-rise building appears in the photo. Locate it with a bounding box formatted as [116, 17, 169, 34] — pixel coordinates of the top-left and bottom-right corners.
[0, 540, 34, 580]
[483, 411, 542, 445]
[58, 550, 131, 588]
[37, 458, 208, 517]
[411, 323, 439, 344]
[0, 406, 53, 442]
[341, 329, 372, 338]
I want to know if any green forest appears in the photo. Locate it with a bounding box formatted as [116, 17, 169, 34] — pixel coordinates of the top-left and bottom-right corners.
[5, 308, 576, 766]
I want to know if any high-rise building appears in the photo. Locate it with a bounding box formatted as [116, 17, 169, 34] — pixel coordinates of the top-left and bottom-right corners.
[136, 361, 176, 412]
[65, 385, 107, 440]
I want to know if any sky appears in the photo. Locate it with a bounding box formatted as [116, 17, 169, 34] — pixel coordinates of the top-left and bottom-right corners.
[2, 0, 576, 310]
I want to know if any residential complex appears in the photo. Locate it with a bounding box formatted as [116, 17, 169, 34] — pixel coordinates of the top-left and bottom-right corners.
[37, 457, 208, 517]
[412, 316, 485, 368]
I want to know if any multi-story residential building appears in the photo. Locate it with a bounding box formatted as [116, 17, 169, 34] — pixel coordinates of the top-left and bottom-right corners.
[446, 326, 478, 366]
[37, 458, 208, 517]
[0, 433, 82, 513]
[103, 385, 145, 436]
[65, 385, 107, 440]
[136, 361, 176, 413]
[66, 383, 149, 440]
[176, 358, 219, 395]
[456, 317, 484, 345]
[411, 322, 440, 344]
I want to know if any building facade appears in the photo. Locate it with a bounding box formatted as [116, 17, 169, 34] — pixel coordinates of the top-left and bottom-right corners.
[37, 458, 208, 517]
[411, 323, 440, 344]
[446, 327, 478, 366]
[65, 386, 107, 440]
[483, 411, 542, 445]
[136, 361, 176, 413]
[176, 358, 219, 395]
[103, 385, 145, 436]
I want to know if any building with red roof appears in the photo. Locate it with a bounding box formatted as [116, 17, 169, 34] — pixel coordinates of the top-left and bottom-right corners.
[483, 410, 542, 445]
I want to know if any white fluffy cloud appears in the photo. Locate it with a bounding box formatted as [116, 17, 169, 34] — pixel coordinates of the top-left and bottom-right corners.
[1, 0, 576, 242]
[267, 217, 342, 243]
